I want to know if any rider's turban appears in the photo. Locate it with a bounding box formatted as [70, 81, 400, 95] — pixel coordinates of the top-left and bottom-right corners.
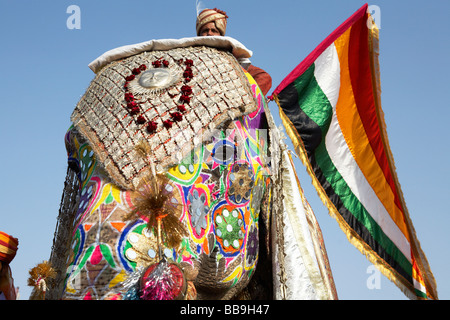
[0, 231, 19, 264]
[196, 8, 228, 36]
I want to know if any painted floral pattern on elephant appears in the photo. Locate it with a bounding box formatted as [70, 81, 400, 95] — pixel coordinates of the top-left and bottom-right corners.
[61, 70, 270, 300]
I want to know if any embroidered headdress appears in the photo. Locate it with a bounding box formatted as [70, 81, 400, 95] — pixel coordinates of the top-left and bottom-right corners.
[196, 8, 228, 36]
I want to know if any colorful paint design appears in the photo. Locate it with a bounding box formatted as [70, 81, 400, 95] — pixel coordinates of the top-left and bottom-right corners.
[61, 70, 270, 300]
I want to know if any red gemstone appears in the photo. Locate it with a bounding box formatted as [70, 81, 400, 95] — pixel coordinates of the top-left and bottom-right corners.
[125, 93, 134, 102]
[146, 121, 158, 133]
[130, 107, 140, 116]
[130, 107, 140, 115]
[183, 70, 193, 78]
[127, 101, 137, 108]
[163, 120, 173, 129]
[181, 85, 192, 95]
[180, 95, 190, 104]
[171, 112, 183, 122]
[136, 115, 146, 124]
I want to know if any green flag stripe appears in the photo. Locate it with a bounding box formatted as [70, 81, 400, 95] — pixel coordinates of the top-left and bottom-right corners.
[293, 64, 332, 133]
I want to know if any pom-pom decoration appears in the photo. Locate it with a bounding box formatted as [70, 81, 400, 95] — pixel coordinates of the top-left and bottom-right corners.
[121, 267, 145, 300]
[139, 259, 187, 300]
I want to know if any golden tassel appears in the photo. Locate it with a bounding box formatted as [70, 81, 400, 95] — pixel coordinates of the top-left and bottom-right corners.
[27, 261, 56, 300]
[124, 140, 188, 255]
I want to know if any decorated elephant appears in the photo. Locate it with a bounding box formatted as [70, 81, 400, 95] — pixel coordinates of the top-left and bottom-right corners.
[45, 36, 337, 300]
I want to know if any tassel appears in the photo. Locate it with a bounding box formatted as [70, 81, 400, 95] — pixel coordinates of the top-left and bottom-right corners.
[134, 140, 152, 160]
[124, 174, 187, 250]
[27, 261, 56, 300]
[125, 140, 188, 252]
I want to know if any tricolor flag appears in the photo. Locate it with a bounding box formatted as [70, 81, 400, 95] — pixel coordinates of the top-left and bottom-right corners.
[269, 4, 438, 299]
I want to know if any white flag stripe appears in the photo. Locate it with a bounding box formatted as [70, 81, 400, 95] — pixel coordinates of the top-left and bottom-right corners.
[313, 44, 412, 262]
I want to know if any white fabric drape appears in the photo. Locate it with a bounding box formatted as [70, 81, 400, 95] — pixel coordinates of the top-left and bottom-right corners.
[88, 36, 253, 73]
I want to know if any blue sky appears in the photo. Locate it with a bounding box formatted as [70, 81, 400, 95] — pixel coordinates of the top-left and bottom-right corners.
[0, 0, 448, 300]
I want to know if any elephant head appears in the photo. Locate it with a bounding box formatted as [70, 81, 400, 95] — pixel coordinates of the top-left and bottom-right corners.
[48, 38, 273, 300]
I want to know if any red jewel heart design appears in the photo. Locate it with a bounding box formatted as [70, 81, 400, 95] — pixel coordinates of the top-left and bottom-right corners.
[123, 58, 194, 134]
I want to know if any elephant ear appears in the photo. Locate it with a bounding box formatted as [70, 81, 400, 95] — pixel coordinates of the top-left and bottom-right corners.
[71, 45, 257, 190]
